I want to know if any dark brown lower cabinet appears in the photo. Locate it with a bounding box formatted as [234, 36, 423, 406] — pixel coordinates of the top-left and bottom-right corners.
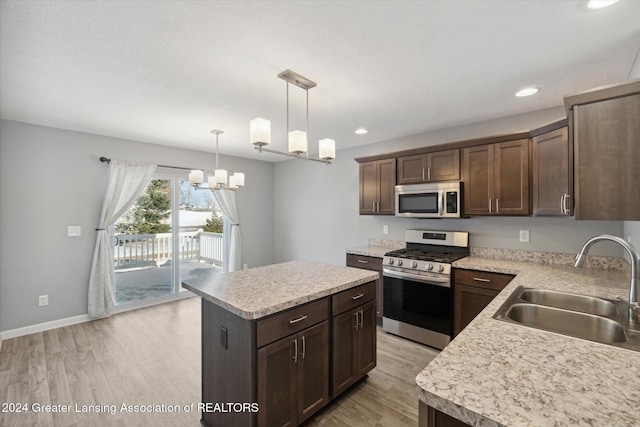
[257, 321, 330, 427]
[199, 281, 377, 427]
[332, 300, 376, 396]
[453, 269, 514, 337]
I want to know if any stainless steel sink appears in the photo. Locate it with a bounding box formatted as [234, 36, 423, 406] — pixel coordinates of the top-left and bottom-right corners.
[504, 303, 626, 343]
[519, 288, 617, 316]
[493, 286, 640, 351]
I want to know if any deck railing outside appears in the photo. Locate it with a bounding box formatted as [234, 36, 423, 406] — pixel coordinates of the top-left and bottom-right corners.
[114, 231, 223, 269]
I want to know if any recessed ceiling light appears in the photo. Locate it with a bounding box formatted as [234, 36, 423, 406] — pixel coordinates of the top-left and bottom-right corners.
[355, 128, 368, 135]
[587, 0, 619, 9]
[515, 87, 540, 97]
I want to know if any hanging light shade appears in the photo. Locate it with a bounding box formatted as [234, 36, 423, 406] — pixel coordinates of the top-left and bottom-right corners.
[250, 69, 336, 165]
[189, 170, 204, 186]
[318, 138, 336, 160]
[288, 130, 307, 155]
[190, 130, 245, 191]
[250, 118, 271, 147]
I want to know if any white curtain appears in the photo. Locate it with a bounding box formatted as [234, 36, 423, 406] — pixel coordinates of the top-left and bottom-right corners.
[88, 160, 157, 318]
[213, 189, 242, 272]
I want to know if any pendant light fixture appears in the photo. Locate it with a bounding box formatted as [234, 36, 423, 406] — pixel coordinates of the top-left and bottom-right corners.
[189, 130, 245, 190]
[250, 69, 336, 164]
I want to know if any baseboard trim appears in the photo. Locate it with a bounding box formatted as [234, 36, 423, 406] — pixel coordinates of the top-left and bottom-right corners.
[0, 291, 196, 341]
[0, 314, 92, 341]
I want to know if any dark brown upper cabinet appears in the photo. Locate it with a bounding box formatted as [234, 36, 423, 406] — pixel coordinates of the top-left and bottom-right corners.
[359, 158, 396, 215]
[397, 149, 460, 184]
[565, 80, 640, 220]
[462, 139, 530, 216]
[532, 127, 570, 216]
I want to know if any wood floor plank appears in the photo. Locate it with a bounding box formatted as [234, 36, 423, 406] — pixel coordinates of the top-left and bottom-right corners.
[0, 297, 437, 426]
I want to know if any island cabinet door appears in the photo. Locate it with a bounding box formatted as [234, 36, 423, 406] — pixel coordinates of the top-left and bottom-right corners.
[257, 321, 330, 427]
[297, 321, 330, 424]
[257, 335, 298, 427]
[331, 300, 377, 397]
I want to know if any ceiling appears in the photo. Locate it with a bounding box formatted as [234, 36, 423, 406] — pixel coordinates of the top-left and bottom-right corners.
[1, 1, 639, 162]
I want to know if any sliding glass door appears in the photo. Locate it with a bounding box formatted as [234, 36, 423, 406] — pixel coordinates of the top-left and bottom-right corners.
[114, 174, 223, 306]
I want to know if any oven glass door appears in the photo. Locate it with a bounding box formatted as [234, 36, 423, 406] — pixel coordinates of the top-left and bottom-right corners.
[383, 275, 451, 336]
[397, 191, 440, 214]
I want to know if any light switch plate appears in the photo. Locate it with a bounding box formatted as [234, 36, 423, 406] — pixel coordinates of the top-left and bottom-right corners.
[519, 230, 530, 242]
[68, 226, 82, 237]
[39, 295, 48, 307]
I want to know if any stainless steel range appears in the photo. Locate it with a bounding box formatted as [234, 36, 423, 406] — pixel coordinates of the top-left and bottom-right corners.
[382, 229, 469, 349]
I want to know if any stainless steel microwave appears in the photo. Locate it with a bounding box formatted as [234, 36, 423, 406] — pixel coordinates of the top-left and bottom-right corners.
[395, 182, 462, 218]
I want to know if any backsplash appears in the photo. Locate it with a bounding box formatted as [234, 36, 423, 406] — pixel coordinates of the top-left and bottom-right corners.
[470, 247, 628, 271]
[367, 238, 404, 249]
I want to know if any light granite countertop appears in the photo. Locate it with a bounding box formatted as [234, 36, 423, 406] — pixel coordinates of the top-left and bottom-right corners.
[416, 256, 640, 427]
[345, 238, 404, 258]
[182, 260, 378, 320]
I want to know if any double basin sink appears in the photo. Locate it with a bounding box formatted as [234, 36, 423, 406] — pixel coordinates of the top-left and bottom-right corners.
[494, 286, 640, 351]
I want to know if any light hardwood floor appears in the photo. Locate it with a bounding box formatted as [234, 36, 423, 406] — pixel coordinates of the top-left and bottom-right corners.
[0, 297, 438, 426]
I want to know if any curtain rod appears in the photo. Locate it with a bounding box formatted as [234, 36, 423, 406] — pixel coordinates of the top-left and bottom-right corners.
[99, 156, 197, 172]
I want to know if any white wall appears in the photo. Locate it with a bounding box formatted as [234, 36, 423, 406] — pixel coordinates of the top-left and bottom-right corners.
[0, 120, 275, 332]
[274, 107, 624, 266]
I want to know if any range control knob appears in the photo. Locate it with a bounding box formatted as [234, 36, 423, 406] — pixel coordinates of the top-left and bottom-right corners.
[438, 265, 445, 272]
[388, 258, 394, 265]
[411, 261, 418, 268]
[397, 260, 403, 266]
[427, 263, 433, 270]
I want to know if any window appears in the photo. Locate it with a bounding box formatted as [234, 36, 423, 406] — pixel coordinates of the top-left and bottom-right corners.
[114, 174, 223, 305]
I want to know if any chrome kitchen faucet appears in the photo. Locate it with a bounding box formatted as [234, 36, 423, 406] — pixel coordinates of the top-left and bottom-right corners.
[575, 234, 640, 325]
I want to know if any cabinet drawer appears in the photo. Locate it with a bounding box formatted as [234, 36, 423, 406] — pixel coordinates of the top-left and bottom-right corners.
[454, 269, 513, 292]
[346, 254, 382, 271]
[332, 281, 376, 316]
[257, 298, 329, 348]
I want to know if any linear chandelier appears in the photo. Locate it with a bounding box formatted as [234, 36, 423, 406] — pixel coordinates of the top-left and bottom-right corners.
[189, 130, 245, 190]
[250, 69, 336, 164]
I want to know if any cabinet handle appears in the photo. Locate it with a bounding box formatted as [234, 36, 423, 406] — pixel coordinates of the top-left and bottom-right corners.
[293, 338, 298, 363]
[372, 202, 376, 212]
[301, 335, 306, 359]
[563, 193, 570, 215]
[354, 312, 359, 330]
[357, 260, 369, 264]
[496, 198, 500, 214]
[352, 293, 365, 300]
[473, 277, 491, 282]
[488, 198, 492, 213]
[560, 194, 566, 214]
[359, 309, 364, 329]
[377, 202, 380, 212]
[422, 168, 425, 181]
[289, 315, 308, 324]
[428, 167, 431, 181]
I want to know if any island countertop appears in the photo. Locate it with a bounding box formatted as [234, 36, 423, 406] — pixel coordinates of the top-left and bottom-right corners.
[416, 256, 640, 426]
[182, 260, 379, 320]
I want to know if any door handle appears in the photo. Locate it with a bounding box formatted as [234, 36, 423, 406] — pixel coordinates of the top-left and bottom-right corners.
[488, 198, 492, 213]
[496, 198, 500, 214]
[293, 338, 298, 363]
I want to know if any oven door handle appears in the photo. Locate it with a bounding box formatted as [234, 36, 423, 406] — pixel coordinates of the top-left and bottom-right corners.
[383, 268, 451, 288]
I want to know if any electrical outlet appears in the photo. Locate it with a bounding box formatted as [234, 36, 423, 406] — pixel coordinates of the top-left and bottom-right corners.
[383, 225, 389, 234]
[38, 295, 48, 307]
[519, 230, 530, 242]
[67, 226, 81, 237]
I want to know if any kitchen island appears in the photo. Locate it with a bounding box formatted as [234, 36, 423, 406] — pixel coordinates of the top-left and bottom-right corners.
[183, 260, 379, 427]
[416, 257, 640, 426]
